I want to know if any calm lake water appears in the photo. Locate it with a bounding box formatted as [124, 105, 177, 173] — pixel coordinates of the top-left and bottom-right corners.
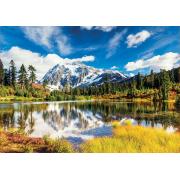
[0, 100, 180, 143]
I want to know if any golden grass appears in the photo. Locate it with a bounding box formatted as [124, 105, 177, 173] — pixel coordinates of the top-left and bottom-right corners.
[43, 135, 74, 153]
[1, 123, 180, 153]
[81, 125, 180, 153]
[0, 96, 43, 103]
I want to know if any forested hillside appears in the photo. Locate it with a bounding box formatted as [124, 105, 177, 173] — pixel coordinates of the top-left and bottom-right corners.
[0, 58, 180, 103]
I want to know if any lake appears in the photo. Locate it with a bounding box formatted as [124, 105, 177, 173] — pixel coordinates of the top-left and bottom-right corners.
[0, 100, 180, 143]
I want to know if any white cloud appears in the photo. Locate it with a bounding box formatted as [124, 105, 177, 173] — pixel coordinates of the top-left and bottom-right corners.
[106, 29, 127, 58]
[125, 52, 180, 72]
[111, 66, 118, 70]
[141, 52, 154, 60]
[81, 26, 115, 32]
[22, 27, 58, 49]
[94, 26, 115, 32]
[72, 55, 95, 62]
[81, 26, 94, 30]
[56, 34, 72, 56]
[126, 30, 151, 48]
[0, 46, 95, 80]
[22, 27, 72, 55]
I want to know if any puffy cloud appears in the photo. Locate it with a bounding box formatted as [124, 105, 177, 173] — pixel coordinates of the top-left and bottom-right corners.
[111, 66, 118, 70]
[94, 26, 115, 32]
[126, 30, 151, 48]
[106, 29, 127, 58]
[22, 27, 72, 55]
[125, 52, 180, 72]
[0, 46, 95, 80]
[81, 26, 115, 32]
[72, 55, 95, 62]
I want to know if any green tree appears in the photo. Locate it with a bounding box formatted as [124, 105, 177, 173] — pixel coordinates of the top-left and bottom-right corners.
[172, 67, 180, 83]
[170, 68, 175, 83]
[28, 65, 36, 85]
[128, 78, 136, 98]
[137, 72, 143, 89]
[3, 69, 10, 86]
[18, 64, 28, 89]
[0, 59, 4, 85]
[160, 69, 171, 101]
[9, 60, 17, 87]
[150, 70, 155, 88]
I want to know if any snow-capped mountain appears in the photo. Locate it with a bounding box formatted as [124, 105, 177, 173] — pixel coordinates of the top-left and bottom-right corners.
[41, 61, 127, 89]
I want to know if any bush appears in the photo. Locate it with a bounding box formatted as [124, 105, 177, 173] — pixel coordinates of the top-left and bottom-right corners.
[22, 145, 34, 153]
[0, 86, 15, 97]
[44, 137, 74, 153]
[43, 135, 51, 144]
[15, 88, 26, 97]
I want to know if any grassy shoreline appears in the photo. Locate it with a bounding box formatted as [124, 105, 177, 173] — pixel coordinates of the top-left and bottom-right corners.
[0, 95, 176, 103]
[1, 124, 180, 153]
[0, 96, 44, 103]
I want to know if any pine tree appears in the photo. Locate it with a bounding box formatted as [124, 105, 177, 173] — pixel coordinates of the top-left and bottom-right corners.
[9, 60, 16, 87]
[128, 78, 136, 98]
[160, 69, 171, 101]
[28, 65, 36, 85]
[3, 69, 10, 86]
[18, 64, 28, 89]
[137, 72, 143, 89]
[170, 68, 175, 83]
[0, 59, 4, 85]
[150, 70, 155, 88]
[173, 67, 180, 83]
[154, 74, 160, 88]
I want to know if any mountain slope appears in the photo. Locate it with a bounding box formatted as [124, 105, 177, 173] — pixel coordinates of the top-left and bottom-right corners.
[41, 61, 127, 89]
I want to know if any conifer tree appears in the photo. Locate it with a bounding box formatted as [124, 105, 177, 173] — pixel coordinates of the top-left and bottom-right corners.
[160, 69, 171, 101]
[150, 69, 155, 88]
[3, 69, 10, 86]
[28, 65, 36, 85]
[9, 60, 16, 87]
[0, 59, 4, 85]
[18, 64, 28, 89]
[137, 72, 143, 89]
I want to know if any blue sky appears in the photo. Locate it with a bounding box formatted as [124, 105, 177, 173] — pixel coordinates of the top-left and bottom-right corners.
[0, 26, 180, 79]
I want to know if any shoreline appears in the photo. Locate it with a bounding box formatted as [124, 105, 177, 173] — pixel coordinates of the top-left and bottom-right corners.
[1, 124, 180, 153]
[0, 96, 176, 104]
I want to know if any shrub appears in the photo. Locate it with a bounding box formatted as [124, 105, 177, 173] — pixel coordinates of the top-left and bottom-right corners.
[0, 86, 15, 97]
[15, 88, 25, 96]
[45, 138, 74, 153]
[43, 135, 51, 144]
[22, 145, 34, 153]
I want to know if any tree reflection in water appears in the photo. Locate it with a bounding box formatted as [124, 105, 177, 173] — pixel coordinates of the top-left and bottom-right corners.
[0, 101, 180, 142]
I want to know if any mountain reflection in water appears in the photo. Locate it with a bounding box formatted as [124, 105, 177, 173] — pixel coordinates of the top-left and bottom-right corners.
[0, 101, 180, 143]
